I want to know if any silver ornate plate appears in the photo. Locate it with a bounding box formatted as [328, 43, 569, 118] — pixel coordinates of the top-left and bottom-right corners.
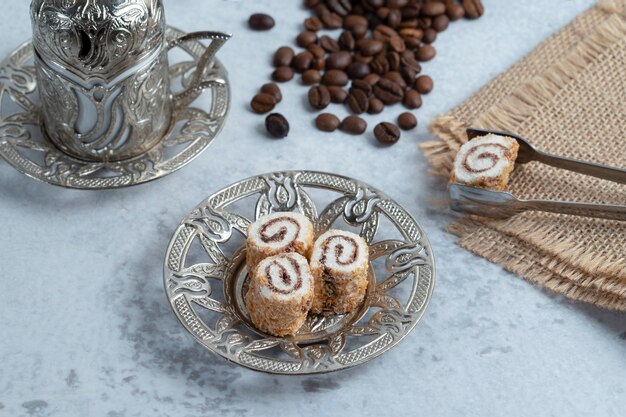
[164, 171, 436, 374]
[0, 27, 229, 189]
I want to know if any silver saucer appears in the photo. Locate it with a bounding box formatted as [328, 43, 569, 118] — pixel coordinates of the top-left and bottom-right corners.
[164, 171, 436, 374]
[0, 27, 230, 189]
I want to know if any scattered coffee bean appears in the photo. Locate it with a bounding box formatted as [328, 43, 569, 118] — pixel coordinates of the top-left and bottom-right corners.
[320, 11, 343, 29]
[328, 86, 349, 103]
[422, 28, 437, 44]
[326, 51, 353, 70]
[416, 44, 436, 61]
[251, 93, 276, 114]
[265, 113, 290, 138]
[462, 0, 484, 19]
[374, 122, 401, 145]
[272, 66, 294, 82]
[415, 75, 433, 94]
[315, 113, 341, 132]
[273, 46, 294, 67]
[432, 14, 450, 32]
[297, 31, 318, 48]
[357, 39, 384, 56]
[293, 51, 314, 73]
[368, 98, 385, 114]
[347, 88, 369, 114]
[403, 89, 422, 109]
[260, 83, 282, 102]
[421, 2, 446, 17]
[304, 16, 324, 31]
[338, 30, 356, 51]
[446, 1, 465, 21]
[322, 69, 349, 86]
[397, 112, 417, 130]
[346, 62, 370, 79]
[249, 13, 275, 31]
[308, 85, 331, 109]
[250, 0, 485, 143]
[341, 115, 367, 134]
[373, 78, 404, 104]
[302, 69, 322, 85]
[320, 35, 341, 52]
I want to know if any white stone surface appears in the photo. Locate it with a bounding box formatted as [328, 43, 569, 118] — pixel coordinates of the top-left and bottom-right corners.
[1, 1, 624, 416]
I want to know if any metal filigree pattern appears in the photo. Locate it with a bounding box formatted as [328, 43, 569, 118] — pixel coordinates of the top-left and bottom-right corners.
[0, 27, 230, 189]
[164, 171, 436, 375]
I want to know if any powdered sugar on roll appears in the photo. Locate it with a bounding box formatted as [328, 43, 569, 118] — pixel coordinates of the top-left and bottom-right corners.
[451, 134, 519, 191]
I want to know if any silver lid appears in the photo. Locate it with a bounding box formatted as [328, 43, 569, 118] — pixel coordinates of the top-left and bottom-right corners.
[31, 0, 166, 82]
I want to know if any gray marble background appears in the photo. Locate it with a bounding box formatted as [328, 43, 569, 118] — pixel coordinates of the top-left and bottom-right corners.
[1, 1, 624, 416]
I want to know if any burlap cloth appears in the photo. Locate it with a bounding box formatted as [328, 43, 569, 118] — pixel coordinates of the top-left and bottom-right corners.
[420, 0, 626, 311]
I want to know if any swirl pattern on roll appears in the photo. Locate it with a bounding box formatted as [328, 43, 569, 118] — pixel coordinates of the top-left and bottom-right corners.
[262, 255, 304, 295]
[312, 230, 368, 272]
[248, 212, 312, 249]
[453, 134, 518, 183]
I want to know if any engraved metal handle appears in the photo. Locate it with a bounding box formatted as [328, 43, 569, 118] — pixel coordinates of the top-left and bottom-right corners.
[522, 199, 626, 221]
[168, 31, 231, 106]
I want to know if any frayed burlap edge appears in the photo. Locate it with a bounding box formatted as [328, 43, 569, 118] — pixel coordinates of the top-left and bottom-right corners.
[420, 4, 626, 311]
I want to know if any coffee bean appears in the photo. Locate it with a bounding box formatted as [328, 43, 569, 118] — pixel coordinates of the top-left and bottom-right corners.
[351, 79, 372, 95]
[432, 14, 450, 32]
[350, 23, 368, 39]
[321, 11, 343, 29]
[387, 51, 401, 71]
[357, 39, 384, 56]
[260, 83, 282, 102]
[347, 61, 370, 79]
[327, 0, 352, 16]
[272, 66, 294, 82]
[304, 0, 320, 7]
[273, 46, 294, 67]
[326, 51, 353, 70]
[384, 71, 406, 88]
[302, 69, 322, 85]
[363, 73, 381, 85]
[293, 51, 314, 73]
[422, 28, 437, 44]
[304, 16, 324, 31]
[347, 88, 369, 114]
[415, 75, 433, 94]
[308, 85, 331, 109]
[308, 44, 326, 59]
[446, 1, 465, 21]
[316, 113, 341, 132]
[421, 2, 446, 17]
[374, 122, 400, 144]
[297, 31, 318, 48]
[322, 69, 349, 86]
[341, 115, 367, 134]
[354, 53, 374, 65]
[266, 113, 290, 138]
[375, 24, 399, 39]
[251, 93, 276, 114]
[399, 28, 424, 41]
[400, 52, 422, 72]
[462, 0, 484, 19]
[400, 66, 417, 84]
[373, 78, 404, 104]
[387, 9, 402, 28]
[320, 35, 341, 53]
[389, 36, 406, 53]
[370, 54, 390, 74]
[343, 14, 368, 30]
[418, 17, 432, 29]
[249, 13, 275, 31]
[328, 86, 349, 103]
[368, 98, 384, 114]
[397, 112, 417, 130]
[403, 89, 422, 109]
[416, 44, 436, 61]
[338, 31, 356, 51]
